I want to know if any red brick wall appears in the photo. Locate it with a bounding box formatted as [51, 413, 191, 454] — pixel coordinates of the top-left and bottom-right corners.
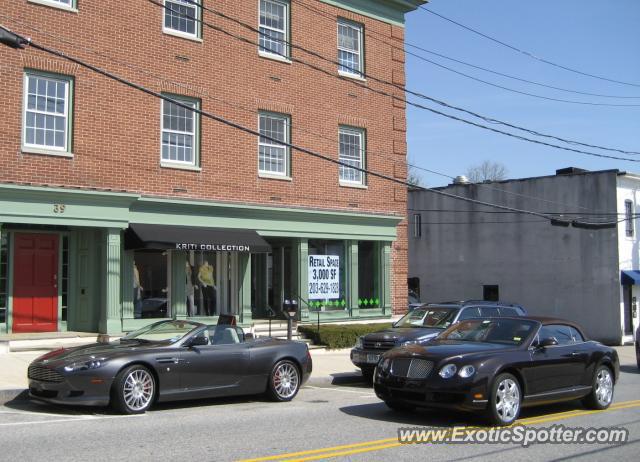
[0, 0, 409, 314]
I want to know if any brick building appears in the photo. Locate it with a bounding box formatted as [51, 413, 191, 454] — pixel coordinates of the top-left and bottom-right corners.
[0, 0, 424, 335]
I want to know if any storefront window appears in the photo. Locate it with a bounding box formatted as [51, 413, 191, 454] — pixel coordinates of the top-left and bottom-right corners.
[134, 250, 169, 319]
[308, 239, 346, 311]
[251, 244, 292, 318]
[358, 241, 379, 309]
[188, 251, 219, 317]
[0, 233, 7, 324]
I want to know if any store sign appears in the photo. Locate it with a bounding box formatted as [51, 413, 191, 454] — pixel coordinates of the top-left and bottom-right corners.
[175, 243, 251, 252]
[308, 255, 340, 300]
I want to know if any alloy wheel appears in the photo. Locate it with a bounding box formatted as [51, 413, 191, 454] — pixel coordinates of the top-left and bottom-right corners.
[495, 378, 520, 423]
[123, 369, 154, 412]
[273, 362, 299, 400]
[595, 367, 613, 407]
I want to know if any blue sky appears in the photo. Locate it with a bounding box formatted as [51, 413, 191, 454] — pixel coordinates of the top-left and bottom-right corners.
[404, 0, 640, 186]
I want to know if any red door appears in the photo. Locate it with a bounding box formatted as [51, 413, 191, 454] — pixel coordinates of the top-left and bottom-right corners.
[12, 234, 59, 333]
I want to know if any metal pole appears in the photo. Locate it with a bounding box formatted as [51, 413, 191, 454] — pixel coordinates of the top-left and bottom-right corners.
[287, 316, 292, 340]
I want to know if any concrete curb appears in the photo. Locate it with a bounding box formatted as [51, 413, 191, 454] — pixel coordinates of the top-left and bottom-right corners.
[0, 389, 29, 405]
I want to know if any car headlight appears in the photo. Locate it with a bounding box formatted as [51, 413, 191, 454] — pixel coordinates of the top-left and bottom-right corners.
[439, 363, 457, 379]
[458, 365, 476, 378]
[355, 337, 363, 349]
[64, 358, 107, 372]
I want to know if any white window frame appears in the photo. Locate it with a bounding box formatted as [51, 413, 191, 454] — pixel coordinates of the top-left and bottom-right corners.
[338, 126, 365, 186]
[258, 112, 290, 178]
[163, 0, 202, 40]
[337, 19, 364, 78]
[160, 95, 200, 168]
[22, 72, 72, 155]
[258, 0, 290, 60]
[27, 0, 77, 12]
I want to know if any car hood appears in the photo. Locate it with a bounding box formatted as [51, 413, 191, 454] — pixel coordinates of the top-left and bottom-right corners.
[384, 339, 517, 361]
[32, 340, 167, 366]
[363, 327, 442, 344]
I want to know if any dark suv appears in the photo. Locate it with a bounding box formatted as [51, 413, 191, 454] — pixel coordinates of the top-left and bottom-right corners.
[350, 300, 527, 380]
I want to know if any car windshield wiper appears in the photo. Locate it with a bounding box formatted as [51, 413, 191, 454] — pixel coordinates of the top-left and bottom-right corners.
[120, 338, 151, 344]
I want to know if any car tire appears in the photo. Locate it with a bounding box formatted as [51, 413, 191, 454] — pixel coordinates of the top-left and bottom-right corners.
[384, 400, 415, 412]
[111, 365, 156, 415]
[486, 373, 521, 426]
[361, 368, 374, 383]
[267, 359, 301, 402]
[583, 364, 614, 410]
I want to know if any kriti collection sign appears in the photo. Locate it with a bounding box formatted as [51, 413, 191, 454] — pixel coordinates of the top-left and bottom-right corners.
[308, 255, 340, 300]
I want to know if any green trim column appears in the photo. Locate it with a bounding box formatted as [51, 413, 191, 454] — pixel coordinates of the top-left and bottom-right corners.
[121, 251, 134, 320]
[171, 251, 187, 318]
[100, 228, 122, 334]
[382, 242, 392, 315]
[347, 240, 359, 318]
[296, 239, 309, 321]
[238, 253, 252, 324]
[0, 223, 5, 334]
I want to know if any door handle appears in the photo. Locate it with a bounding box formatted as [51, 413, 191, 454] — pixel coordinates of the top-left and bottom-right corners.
[570, 351, 580, 356]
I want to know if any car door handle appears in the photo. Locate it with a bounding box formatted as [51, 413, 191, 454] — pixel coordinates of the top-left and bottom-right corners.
[570, 351, 580, 356]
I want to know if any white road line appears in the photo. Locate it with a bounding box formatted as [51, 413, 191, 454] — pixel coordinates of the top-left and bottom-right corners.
[304, 385, 376, 396]
[0, 409, 92, 419]
[0, 413, 145, 427]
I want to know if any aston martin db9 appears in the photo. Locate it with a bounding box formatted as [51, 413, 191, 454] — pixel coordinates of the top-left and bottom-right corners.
[28, 320, 312, 414]
[374, 317, 618, 426]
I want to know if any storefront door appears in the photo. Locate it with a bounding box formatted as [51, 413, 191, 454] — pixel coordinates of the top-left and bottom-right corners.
[13, 233, 59, 333]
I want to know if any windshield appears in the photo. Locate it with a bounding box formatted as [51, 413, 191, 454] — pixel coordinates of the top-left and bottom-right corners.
[395, 306, 459, 329]
[439, 319, 538, 345]
[122, 320, 201, 343]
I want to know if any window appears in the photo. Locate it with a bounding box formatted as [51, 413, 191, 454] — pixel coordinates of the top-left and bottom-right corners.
[0, 233, 8, 325]
[161, 96, 199, 166]
[259, 112, 290, 176]
[23, 72, 72, 153]
[28, 0, 76, 10]
[259, 0, 289, 58]
[625, 200, 634, 237]
[338, 126, 365, 185]
[337, 19, 363, 77]
[483, 285, 499, 301]
[479, 306, 500, 317]
[134, 251, 169, 319]
[164, 0, 201, 38]
[358, 241, 379, 310]
[413, 214, 422, 238]
[539, 325, 574, 346]
[457, 307, 480, 321]
[308, 240, 346, 311]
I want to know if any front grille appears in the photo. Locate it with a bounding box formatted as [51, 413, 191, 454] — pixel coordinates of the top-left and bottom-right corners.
[391, 358, 434, 379]
[363, 340, 396, 351]
[28, 365, 64, 383]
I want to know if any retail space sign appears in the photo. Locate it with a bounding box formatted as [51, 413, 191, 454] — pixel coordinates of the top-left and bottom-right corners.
[308, 255, 340, 300]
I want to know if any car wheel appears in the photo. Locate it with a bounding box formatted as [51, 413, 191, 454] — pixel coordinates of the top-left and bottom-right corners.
[361, 368, 374, 383]
[267, 360, 301, 402]
[111, 365, 156, 414]
[385, 400, 415, 412]
[487, 373, 521, 426]
[583, 364, 614, 410]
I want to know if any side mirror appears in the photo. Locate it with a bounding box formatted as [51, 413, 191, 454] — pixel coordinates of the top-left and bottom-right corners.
[539, 337, 558, 348]
[185, 336, 208, 348]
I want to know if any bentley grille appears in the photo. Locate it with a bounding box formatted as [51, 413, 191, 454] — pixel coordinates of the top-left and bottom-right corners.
[28, 365, 64, 383]
[391, 358, 434, 379]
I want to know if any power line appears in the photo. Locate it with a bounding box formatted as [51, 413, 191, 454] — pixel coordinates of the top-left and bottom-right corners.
[145, 0, 640, 162]
[419, 5, 640, 89]
[290, 0, 640, 155]
[0, 25, 623, 229]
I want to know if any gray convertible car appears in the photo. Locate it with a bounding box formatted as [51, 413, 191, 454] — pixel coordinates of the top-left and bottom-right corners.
[28, 320, 312, 414]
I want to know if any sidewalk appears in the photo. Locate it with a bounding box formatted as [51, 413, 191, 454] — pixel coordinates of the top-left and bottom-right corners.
[1, 346, 635, 405]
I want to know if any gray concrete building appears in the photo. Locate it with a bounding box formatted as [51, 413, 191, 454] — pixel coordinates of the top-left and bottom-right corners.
[408, 168, 640, 345]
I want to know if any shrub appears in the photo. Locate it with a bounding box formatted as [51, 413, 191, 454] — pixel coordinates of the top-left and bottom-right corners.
[298, 323, 393, 349]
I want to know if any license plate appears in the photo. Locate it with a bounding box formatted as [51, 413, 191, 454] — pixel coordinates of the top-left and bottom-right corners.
[366, 353, 380, 364]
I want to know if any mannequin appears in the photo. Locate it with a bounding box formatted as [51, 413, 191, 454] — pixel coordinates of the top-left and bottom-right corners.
[198, 260, 216, 316]
[186, 262, 198, 316]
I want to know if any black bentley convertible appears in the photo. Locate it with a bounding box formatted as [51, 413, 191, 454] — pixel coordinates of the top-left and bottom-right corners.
[374, 317, 619, 426]
[28, 320, 312, 414]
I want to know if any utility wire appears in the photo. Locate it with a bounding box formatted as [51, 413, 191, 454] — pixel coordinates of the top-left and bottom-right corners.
[0, 25, 622, 229]
[419, 6, 640, 89]
[160, 0, 640, 158]
[5, 14, 617, 219]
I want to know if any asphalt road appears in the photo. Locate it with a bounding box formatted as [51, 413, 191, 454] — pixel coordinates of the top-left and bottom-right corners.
[0, 366, 638, 462]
